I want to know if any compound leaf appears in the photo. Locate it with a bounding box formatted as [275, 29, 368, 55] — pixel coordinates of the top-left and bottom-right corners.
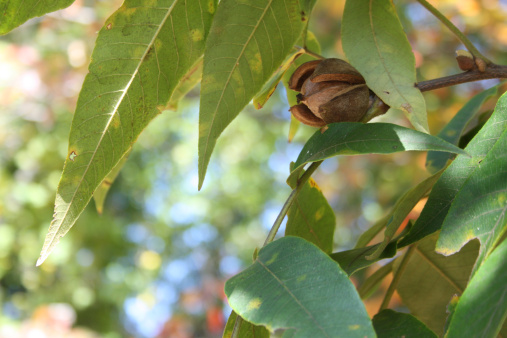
[37, 0, 216, 265]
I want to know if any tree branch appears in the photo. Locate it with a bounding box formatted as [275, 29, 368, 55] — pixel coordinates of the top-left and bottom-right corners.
[416, 64, 507, 92]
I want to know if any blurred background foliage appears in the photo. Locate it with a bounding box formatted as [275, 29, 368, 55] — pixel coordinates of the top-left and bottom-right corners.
[1, 0, 506, 337]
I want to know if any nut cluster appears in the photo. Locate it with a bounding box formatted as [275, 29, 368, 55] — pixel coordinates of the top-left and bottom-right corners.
[288, 58, 370, 127]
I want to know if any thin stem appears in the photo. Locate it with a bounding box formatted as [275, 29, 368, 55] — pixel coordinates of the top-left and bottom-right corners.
[379, 245, 417, 311]
[415, 0, 492, 64]
[416, 64, 507, 92]
[295, 45, 324, 60]
[263, 161, 323, 246]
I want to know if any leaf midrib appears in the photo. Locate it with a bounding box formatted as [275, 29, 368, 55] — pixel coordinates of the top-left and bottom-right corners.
[40, 1, 179, 263]
[201, 0, 274, 171]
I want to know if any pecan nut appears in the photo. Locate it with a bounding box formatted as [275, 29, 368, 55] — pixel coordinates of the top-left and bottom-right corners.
[288, 58, 370, 127]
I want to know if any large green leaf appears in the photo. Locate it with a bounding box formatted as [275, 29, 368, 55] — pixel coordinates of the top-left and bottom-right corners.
[223, 311, 269, 338]
[426, 85, 499, 174]
[436, 125, 507, 272]
[198, 0, 308, 189]
[286, 178, 335, 254]
[37, 0, 216, 266]
[395, 234, 479, 336]
[0, 0, 76, 35]
[446, 239, 507, 338]
[342, 0, 428, 132]
[225, 236, 375, 337]
[289, 122, 467, 180]
[400, 92, 507, 247]
[373, 309, 437, 338]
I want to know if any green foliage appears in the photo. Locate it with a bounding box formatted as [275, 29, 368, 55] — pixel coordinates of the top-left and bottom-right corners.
[225, 236, 375, 337]
[342, 0, 428, 132]
[445, 238, 507, 338]
[0, 0, 76, 35]
[373, 309, 437, 338]
[3, 0, 507, 336]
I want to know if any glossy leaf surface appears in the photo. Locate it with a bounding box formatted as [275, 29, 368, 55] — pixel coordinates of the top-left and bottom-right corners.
[342, 0, 428, 132]
[446, 238, 507, 338]
[198, 0, 307, 188]
[436, 117, 507, 271]
[395, 234, 479, 336]
[290, 122, 467, 179]
[373, 310, 437, 338]
[286, 178, 335, 254]
[0, 0, 75, 35]
[37, 0, 216, 265]
[225, 236, 375, 337]
[400, 92, 507, 247]
[426, 85, 498, 174]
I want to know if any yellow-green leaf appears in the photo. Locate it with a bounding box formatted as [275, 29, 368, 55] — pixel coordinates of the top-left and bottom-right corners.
[198, 0, 307, 189]
[37, 0, 217, 266]
[342, 0, 428, 132]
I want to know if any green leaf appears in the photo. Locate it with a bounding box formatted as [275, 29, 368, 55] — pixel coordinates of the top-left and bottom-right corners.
[253, 49, 304, 110]
[363, 169, 443, 259]
[93, 149, 131, 214]
[285, 178, 335, 254]
[445, 239, 507, 338]
[0, 0, 76, 35]
[373, 310, 437, 338]
[289, 122, 467, 181]
[358, 261, 393, 299]
[198, 0, 306, 189]
[225, 236, 375, 337]
[37, 0, 217, 266]
[223, 311, 269, 338]
[400, 92, 507, 248]
[395, 234, 479, 336]
[331, 241, 397, 276]
[342, 0, 428, 132]
[436, 125, 507, 273]
[166, 58, 203, 111]
[426, 85, 499, 174]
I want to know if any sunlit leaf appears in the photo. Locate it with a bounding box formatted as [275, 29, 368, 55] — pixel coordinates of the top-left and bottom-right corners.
[198, 0, 308, 189]
[400, 92, 507, 248]
[286, 178, 335, 254]
[225, 236, 375, 337]
[253, 49, 304, 109]
[166, 58, 203, 111]
[436, 123, 507, 273]
[342, 0, 428, 132]
[0, 0, 76, 35]
[445, 239, 507, 338]
[362, 170, 443, 259]
[223, 311, 269, 338]
[37, 0, 217, 266]
[289, 122, 467, 181]
[426, 85, 499, 174]
[93, 149, 131, 214]
[395, 234, 479, 336]
[331, 241, 397, 276]
[373, 309, 437, 338]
